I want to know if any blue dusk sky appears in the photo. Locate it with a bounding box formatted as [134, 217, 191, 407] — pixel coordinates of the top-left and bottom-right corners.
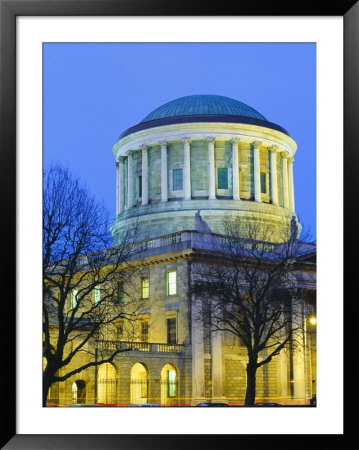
[43, 43, 316, 240]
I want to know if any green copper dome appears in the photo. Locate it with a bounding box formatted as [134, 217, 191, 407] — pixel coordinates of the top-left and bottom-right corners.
[140, 94, 267, 123]
[118, 94, 289, 139]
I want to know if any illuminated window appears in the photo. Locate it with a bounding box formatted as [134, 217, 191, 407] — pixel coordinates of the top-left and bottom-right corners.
[70, 290, 78, 309]
[141, 277, 149, 299]
[72, 382, 78, 403]
[260, 172, 267, 194]
[217, 168, 228, 189]
[141, 322, 149, 342]
[173, 169, 183, 191]
[72, 380, 85, 404]
[166, 270, 177, 296]
[117, 281, 124, 304]
[167, 318, 176, 344]
[93, 286, 101, 305]
[167, 370, 177, 397]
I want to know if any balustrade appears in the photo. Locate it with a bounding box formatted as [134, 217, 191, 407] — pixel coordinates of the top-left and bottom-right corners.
[98, 340, 183, 353]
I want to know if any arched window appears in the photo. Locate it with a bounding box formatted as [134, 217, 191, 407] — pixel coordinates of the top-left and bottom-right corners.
[72, 380, 86, 404]
[130, 363, 148, 404]
[160, 364, 179, 405]
[97, 363, 117, 405]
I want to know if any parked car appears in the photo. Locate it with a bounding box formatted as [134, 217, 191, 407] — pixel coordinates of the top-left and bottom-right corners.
[255, 402, 282, 406]
[129, 403, 161, 407]
[195, 402, 229, 407]
[69, 404, 103, 407]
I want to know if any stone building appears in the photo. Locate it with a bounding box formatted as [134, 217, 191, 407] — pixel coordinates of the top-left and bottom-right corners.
[47, 95, 316, 406]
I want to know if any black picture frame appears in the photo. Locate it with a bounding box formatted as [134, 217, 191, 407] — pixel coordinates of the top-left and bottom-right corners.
[1, 0, 355, 448]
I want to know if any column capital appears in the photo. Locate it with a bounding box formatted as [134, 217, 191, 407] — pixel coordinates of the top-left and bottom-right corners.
[182, 137, 192, 144]
[140, 144, 147, 151]
[159, 140, 167, 147]
[268, 144, 278, 152]
[207, 136, 216, 143]
[252, 140, 262, 148]
[127, 150, 134, 156]
[281, 151, 288, 160]
[231, 137, 240, 144]
[116, 161, 119, 167]
[117, 156, 125, 163]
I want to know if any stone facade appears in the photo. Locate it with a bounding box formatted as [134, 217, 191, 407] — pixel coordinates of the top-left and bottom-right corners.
[48, 231, 316, 406]
[47, 96, 316, 407]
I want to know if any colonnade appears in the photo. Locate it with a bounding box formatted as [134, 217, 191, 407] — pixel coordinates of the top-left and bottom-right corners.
[116, 138, 295, 215]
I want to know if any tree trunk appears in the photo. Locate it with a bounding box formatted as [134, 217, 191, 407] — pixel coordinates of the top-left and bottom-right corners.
[245, 362, 257, 406]
[43, 368, 56, 407]
[43, 377, 51, 407]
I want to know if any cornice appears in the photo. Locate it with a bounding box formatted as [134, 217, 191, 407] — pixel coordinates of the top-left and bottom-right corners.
[113, 121, 297, 158]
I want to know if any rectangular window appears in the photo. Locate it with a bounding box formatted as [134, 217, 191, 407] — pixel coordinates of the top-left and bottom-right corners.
[117, 281, 124, 304]
[166, 270, 177, 296]
[141, 276, 149, 299]
[217, 168, 228, 189]
[167, 370, 177, 397]
[141, 322, 149, 342]
[93, 286, 101, 305]
[260, 172, 267, 194]
[173, 169, 183, 191]
[167, 318, 177, 344]
[138, 175, 142, 198]
[70, 290, 78, 309]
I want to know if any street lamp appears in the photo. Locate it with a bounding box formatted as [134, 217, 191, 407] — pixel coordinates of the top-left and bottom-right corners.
[309, 316, 317, 326]
[303, 303, 316, 405]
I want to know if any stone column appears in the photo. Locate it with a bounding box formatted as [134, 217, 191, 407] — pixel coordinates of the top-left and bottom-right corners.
[116, 161, 120, 215]
[253, 141, 262, 202]
[232, 137, 240, 200]
[282, 153, 289, 208]
[288, 157, 295, 211]
[269, 146, 279, 206]
[127, 152, 133, 209]
[183, 138, 191, 200]
[191, 298, 206, 404]
[117, 157, 125, 214]
[160, 141, 168, 203]
[208, 137, 216, 200]
[141, 145, 148, 206]
[211, 330, 227, 403]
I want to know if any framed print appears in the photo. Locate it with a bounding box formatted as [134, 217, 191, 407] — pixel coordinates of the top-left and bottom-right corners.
[1, 0, 356, 448]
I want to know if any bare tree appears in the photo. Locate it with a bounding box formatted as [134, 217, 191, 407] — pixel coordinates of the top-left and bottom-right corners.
[192, 215, 315, 405]
[43, 165, 142, 406]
